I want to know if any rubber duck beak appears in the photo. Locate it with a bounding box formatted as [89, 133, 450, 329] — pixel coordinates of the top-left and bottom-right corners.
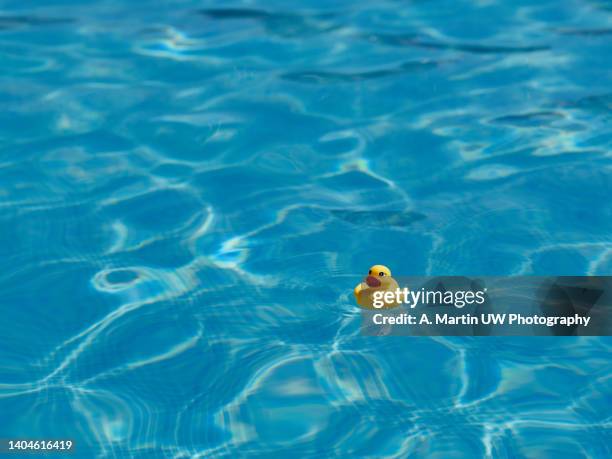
[366, 275, 381, 287]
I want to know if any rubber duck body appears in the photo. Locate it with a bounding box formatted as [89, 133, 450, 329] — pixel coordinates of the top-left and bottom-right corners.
[354, 264, 399, 309]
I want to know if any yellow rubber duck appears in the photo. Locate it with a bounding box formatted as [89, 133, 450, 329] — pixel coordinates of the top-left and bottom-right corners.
[354, 264, 400, 309]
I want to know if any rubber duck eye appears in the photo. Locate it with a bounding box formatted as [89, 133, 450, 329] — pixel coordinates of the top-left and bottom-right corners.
[379, 272, 385, 276]
[368, 270, 372, 275]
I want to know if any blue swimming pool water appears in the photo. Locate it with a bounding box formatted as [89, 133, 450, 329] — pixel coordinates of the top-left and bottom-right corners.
[1, 0, 611, 457]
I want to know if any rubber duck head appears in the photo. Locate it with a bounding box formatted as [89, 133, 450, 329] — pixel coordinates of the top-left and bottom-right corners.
[364, 264, 393, 288]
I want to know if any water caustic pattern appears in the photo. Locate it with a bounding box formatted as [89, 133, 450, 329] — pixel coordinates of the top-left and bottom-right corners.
[0, 0, 611, 457]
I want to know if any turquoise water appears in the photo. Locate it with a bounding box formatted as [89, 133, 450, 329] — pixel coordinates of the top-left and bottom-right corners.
[1, 0, 611, 457]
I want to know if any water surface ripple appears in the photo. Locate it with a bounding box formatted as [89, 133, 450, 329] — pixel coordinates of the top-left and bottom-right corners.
[0, 0, 611, 457]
